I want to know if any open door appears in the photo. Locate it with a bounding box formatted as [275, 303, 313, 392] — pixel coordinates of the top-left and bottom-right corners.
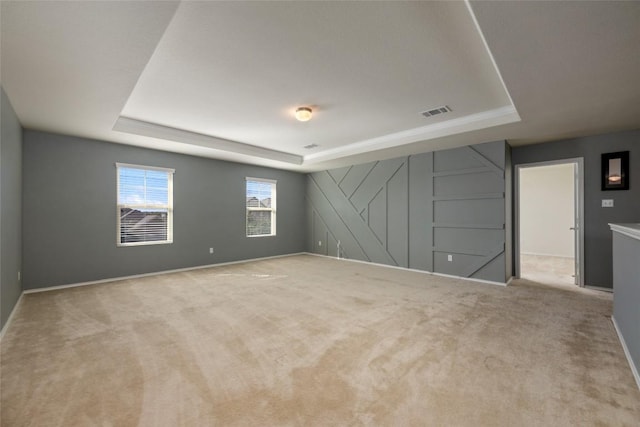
[572, 159, 585, 286]
[515, 158, 584, 287]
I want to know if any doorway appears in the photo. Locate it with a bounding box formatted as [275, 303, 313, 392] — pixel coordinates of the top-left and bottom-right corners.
[515, 159, 584, 287]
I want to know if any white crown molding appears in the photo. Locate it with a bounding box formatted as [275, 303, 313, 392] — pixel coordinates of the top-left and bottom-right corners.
[113, 116, 303, 165]
[302, 105, 520, 164]
[299, 0, 521, 166]
[115, 105, 519, 167]
[465, 0, 518, 110]
[112, 2, 521, 170]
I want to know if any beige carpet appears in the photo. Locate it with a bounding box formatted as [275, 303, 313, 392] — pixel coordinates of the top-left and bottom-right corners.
[1, 254, 639, 426]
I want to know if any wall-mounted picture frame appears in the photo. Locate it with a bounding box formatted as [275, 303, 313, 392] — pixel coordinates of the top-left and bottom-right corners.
[601, 151, 629, 191]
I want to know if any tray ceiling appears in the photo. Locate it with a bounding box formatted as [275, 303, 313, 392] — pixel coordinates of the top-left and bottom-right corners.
[2, 1, 639, 171]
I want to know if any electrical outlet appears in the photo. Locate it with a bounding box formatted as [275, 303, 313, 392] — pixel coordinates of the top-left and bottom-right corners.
[602, 199, 614, 208]
[18, 271, 21, 281]
[318, 241, 322, 247]
[209, 247, 214, 254]
[447, 254, 453, 262]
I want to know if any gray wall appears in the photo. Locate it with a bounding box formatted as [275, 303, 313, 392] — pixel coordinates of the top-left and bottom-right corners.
[22, 131, 307, 289]
[306, 141, 509, 283]
[512, 129, 640, 288]
[1, 87, 23, 329]
[612, 231, 640, 385]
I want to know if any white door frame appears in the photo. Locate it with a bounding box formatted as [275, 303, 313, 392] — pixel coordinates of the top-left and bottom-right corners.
[514, 158, 585, 287]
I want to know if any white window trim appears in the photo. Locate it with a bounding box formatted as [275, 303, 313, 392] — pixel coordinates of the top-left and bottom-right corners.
[246, 177, 277, 237]
[115, 162, 175, 174]
[116, 163, 174, 247]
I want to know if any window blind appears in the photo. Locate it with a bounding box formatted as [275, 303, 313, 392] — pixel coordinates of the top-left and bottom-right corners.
[246, 178, 276, 237]
[117, 163, 174, 246]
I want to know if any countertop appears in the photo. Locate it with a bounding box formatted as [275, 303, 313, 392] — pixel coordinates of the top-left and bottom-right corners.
[609, 223, 640, 241]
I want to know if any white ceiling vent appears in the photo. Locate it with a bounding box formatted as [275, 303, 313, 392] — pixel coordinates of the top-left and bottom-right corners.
[304, 144, 319, 149]
[421, 106, 452, 118]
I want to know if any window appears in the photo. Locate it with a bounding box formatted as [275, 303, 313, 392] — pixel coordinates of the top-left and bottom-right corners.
[116, 163, 174, 246]
[246, 178, 276, 237]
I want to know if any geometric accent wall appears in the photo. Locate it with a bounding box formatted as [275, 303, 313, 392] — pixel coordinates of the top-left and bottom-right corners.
[307, 140, 509, 283]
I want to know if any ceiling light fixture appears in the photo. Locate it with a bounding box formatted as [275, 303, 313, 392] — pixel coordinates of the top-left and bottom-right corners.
[295, 107, 312, 122]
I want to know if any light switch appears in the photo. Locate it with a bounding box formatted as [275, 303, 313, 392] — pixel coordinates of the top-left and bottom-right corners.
[602, 199, 614, 208]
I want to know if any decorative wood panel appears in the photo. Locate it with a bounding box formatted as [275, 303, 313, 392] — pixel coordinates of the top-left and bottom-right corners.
[307, 158, 408, 267]
[430, 142, 507, 281]
[306, 141, 508, 283]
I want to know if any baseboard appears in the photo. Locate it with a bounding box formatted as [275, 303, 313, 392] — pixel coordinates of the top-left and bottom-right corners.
[520, 252, 574, 259]
[432, 271, 507, 287]
[0, 292, 24, 342]
[23, 252, 307, 295]
[304, 252, 507, 287]
[611, 316, 640, 391]
[585, 285, 613, 293]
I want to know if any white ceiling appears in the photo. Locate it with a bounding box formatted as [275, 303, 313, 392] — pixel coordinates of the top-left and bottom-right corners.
[2, 1, 639, 172]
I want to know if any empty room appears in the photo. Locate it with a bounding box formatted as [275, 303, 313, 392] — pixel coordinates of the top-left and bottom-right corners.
[1, 1, 640, 425]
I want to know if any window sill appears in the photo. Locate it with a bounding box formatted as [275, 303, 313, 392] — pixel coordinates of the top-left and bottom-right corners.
[117, 240, 173, 247]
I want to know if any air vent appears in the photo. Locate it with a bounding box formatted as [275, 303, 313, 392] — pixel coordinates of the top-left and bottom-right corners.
[304, 144, 319, 149]
[421, 105, 452, 118]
